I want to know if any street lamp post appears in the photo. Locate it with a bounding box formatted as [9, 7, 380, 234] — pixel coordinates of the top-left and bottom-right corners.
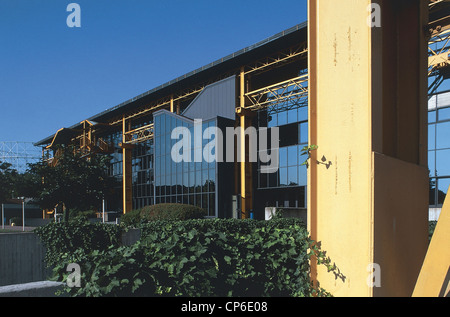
[21, 199, 25, 232]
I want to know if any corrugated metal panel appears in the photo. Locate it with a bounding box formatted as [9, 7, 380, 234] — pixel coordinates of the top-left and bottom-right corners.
[182, 76, 236, 121]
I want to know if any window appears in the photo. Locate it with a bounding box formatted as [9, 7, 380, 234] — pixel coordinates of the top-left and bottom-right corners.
[439, 107, 450, 121]
[279, 167, 288, 186]
[288, 166, 298, 185]
[299, 122, 308, 144]
[298, 106, 308, 122]
[437, 121, 450, 149]
[429, 151, 436, 177]
[436, 149, 450, 176]
[288, 145, 298, 166]
[279, 123, 298, 147]
[438, 178, 450, 205]
[287, 108, 298, 124]
[278, 110, 287, 126]
[429, 124, 436, 150]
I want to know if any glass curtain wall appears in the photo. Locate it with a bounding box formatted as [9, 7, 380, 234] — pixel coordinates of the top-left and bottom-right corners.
[154, 111, 217, 217]
[256, 104, 308, 209]
[429, 92, 450, 207]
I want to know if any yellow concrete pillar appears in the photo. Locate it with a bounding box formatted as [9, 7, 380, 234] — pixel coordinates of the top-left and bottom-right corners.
[308, 0, 429, 297]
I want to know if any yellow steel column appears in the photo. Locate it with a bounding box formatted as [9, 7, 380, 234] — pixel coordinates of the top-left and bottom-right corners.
[308, 0, 429, 297]
[238, 67, 253, 219]
[413, 186, 450, 297]
[120, 116, 134, 214]
[170, 95, 174, 113]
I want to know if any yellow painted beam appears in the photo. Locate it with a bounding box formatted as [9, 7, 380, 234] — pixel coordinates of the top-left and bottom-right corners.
[238, 67, 252, 219]
[308, 0, 429, 297]
[120, 116, 134, 214]
[413, 186, 450, 297]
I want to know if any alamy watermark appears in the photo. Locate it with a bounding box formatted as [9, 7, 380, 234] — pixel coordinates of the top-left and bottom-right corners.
[170, 119, 280, 173]
[66, 3, 81, 28]
[367, 3, 381, 28]
[367, 263, 381, 288]
[66, 263, 81, 288]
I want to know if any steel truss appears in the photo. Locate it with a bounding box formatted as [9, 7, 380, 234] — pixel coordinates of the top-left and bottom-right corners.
[45, 1, 450, 151]
[244, 74, 308, 113]
[0, 141, 41, 172]
[123, 123, 154, 145]
[244, 43, 307, 76]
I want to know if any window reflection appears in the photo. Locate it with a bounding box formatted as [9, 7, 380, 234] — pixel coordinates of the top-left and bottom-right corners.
[429, 151, 436, 177]
[429, 110, 436, 123]
[436, 149, 450, 176]
[437, 121, 450, 149]
[438, 178, 450, 205]
[152, 112, 218, 217]
[429, 124, 436, 150]
[257, 105, 308, 192]
[439, 107, 450, 121]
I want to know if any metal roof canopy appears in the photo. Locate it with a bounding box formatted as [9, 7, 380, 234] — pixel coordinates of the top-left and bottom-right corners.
[35, 22, 307, 147]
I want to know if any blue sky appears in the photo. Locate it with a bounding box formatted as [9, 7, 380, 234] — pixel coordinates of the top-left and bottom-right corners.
[0, 0, 307, 144]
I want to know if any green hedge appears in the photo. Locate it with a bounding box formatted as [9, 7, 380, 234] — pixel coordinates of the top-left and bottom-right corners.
[45, 218, 335, 297]
[120, 203, 207, 227]
[34, 217, 122, 268]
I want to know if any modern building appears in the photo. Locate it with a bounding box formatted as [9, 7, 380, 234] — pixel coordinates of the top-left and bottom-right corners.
[35, 18, 449, 221]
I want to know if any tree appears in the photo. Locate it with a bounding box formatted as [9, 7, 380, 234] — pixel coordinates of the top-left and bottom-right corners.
[0, 161, 17, 203]
[27, 145, 118, 216]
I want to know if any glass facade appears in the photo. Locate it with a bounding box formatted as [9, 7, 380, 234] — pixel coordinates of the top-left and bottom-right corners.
[104, 125, 155, 212]
[100, 75, 450, 218]
[255, 104, 308, 210]
[153, 111, 217, 217]
[132, 141, 154, 209]
[429, 92, 450, 207]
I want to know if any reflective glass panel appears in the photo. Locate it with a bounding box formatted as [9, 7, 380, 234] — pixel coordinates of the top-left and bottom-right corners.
[429, 150, 436, 177]
[298, 107, 308, 122]
[439, 107, 450, 121]
[429, 110, 436, 123]
[437, 178, 450, 205]
[436, 149, 450, 176]
[288, 146, 298, 166]
[288, 166, 298, 185]
[279, 147, 288, 168]
[268, 113, 277, 128]
[299, 165, 307, 186]
[278, 110, 287, 126]
[300, 122, 308, 144]
[287, 108, 298, 124]
[429, 124, 436, 150]
[279, 167, 288, 186]
[437, 121, 450, 149]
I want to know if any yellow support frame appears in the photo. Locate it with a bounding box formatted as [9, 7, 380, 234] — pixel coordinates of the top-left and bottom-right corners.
[120, 116, 134, 214]
[308, 0, 429, 297]
[414, 186, 450, 297]
[238, 67, 254, 219]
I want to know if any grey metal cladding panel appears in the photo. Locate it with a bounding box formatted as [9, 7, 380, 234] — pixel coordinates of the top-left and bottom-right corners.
[183, 76, 236, 121]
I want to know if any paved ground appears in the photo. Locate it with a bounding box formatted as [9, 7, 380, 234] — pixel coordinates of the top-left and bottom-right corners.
[0, 225, 36, 233]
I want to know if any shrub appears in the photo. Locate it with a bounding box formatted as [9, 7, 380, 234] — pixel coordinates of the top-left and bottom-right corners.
[140, 203, 207, 222]
[48, 218, 335, 297]
[34, 217, 122, 268]
[120, 209, 142, 227]
[119, 204, 207, 228]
